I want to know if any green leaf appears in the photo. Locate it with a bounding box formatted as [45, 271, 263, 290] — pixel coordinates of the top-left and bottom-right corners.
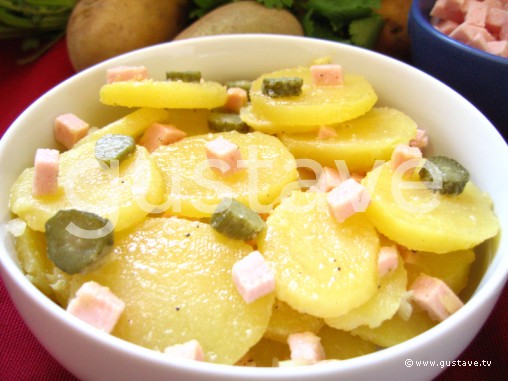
[306, 0, 381, 22]
[349, 13, 384, 49]
[257, 0, 294, 8]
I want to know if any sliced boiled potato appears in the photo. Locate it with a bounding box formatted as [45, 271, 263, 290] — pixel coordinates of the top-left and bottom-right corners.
[76, 108, 169, 147]
[264, 299, 324, 343]
[238, 338, 290, 367]
[258, 191, 380, 318]
[151, 131, 298, 218]
[99, 80, 227, 109]
[362, 162, 500, 253]
[14, 225, 70, 306]
[240, 105, 321, 134]
[326, 254, 407, 330]
[164, 108, 211, 136]
[10, 142, 165, 232]
[249, 66, 377, 128]
[403, 249, 475, 294]
[319, 325, 377, 360]
[279, 107, 417, 174]
[351, 309, 437, 348]
[70, 217, 274, 365]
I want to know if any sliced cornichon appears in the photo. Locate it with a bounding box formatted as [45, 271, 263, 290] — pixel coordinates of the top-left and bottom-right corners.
[261, 77, 303, 98]
[166, 71, 202, 83]
[45, 209, 114, 274]
[95, 134, 136, 165]
[226, 80, 252, 93]
[208, 111, 249, 133]
[419, 156, 470, 195]
[211, 198, 266, 241]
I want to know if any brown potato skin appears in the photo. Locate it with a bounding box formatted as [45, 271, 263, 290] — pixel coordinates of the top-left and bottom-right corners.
[374, 0, 412, 61]
[173, 1, 303, 40]
[67, 0, 190, 71]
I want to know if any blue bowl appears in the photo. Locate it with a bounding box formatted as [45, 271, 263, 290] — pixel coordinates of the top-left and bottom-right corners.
[408, 0, 508, 136]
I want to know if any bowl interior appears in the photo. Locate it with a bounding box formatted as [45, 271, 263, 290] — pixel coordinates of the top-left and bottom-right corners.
[1, 35, 507, 380]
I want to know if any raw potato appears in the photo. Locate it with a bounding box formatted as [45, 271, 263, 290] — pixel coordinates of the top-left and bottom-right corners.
[70, 217, 274, 364]
[67, 0, 191, 71]
[174, 1, 303, 40]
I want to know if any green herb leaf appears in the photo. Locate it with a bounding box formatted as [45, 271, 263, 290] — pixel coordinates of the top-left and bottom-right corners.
[349, 13, 384, 49]
[305, 0, 381, 22]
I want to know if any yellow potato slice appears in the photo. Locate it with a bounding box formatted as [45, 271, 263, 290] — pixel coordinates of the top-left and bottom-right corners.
[264, 299, 324, 343]
[151, 131, 298, 218]
[76, 108, 169, 147]
[99, 80, 227, 109]
[403, 249, 475, 294]
[238, 338, 290, 367]
[279, 107, 417, 174]
[362, 162, 500, 253]
[10, 142, 165, 232]
[249, 66, 377, 128]
[14, 225, 70, 306]
[326, 254, 407, 330]
[258, 191, 380, 318]
[351, 309, 437, 348]
[240, 105, 321, 134]
[319, 325, 377, 360]
[71, 217, 274, 365]
[164, 108, 211, 137]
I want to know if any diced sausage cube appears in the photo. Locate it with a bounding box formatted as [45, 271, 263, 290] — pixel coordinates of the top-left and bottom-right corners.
[54, 113, 89, 149]
[164, 339, 205, 361]
[140, 123, 187, 153]
[390, 144, 422, 170]
[310, 64, 344, 86]
[232, 250, 275, 303]
[32, 148, 59, 197]
[287, 332, 326, 365]
[316, 125, 338, 139]
[409, 128, 429, 149]
[449, 23, 495, 44]
[486, 6, 507, 34]
[431, 0, 466, 24]
[327, 178, 370, 223]
[434, 19, 461, 34]
[410, 274, 464, 322]
[223, 87, 248, 113]
[205, 137, 243, 175]
[486, 39, 508, 56]
[67, 281, 125, 333]
[465, 1, 488, 27]
[312, 166, 342, 193]
[377, 246, 399, 277]
[106, 65, 149, 83]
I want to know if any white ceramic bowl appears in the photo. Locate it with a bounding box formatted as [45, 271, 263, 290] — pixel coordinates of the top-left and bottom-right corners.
[1, 35, 507, 381]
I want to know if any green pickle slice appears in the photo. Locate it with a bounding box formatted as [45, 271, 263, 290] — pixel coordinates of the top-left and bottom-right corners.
[208, 112, 249, 133]
[226, 80, 252, 93]
[95, 134, 136, 165]
[261, 77, 303, 98]
[211, 198, 266, 241]
[419, 156, 470, 195]
[45, 209, 114, 274]
[166, 71, 202, 83]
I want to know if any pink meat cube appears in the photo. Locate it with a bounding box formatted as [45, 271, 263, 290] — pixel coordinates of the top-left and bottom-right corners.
[316, 125, 338, 139]
[434, 19, 461, 34]
[410, 274, 464, 322]
[205, 137, 243, 175]
[377, 246, 399, 277]
[465, 1, 488, 27]
[67, 281, 125, 333]
[449, 23, 495, 44]
[312, 166, 343, 193]
[390, 144, 423, 170]
[327, 178, 370, 223]
[54, 113, 89, 149]
[499, 14, 508, 40]
[164, 339, 205, 361]
[32, 148, 59, 197]
[223, 87, 248, 113]
[287, 332, 326, 365]
[232, 251, 275, 303]
[431, 0, 466, 24]
[487, 39, 508, 56]
[140, 123, 187, 152]
[310, 64, 344, 86]
[409, 128, 429, 149]
[486, 7, 507, 34]
[106, 65, 149, 83]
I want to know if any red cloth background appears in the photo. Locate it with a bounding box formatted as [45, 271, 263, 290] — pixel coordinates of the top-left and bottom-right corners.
[0, 37, 507, 381]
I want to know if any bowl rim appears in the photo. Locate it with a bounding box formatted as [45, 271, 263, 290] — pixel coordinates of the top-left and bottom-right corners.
[410, 0, 508, 66]
[1, 33, 507, 379]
